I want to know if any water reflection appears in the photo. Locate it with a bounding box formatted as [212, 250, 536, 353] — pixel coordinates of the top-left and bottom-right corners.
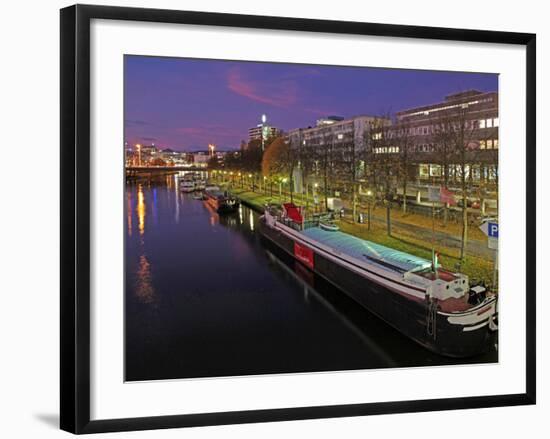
[174, 175, 180, 224]
[126, 190, 132, 237]
[249, 209, 255, 232]
[137, 184, 146, 236]
[203, 200, 219, 226]
[152, 188, 158, 226]
[264, 250, 396, 367]
[135, 254, 155, 303]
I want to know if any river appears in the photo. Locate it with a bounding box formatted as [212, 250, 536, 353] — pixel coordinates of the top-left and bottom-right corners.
[125, 174, 497, 381]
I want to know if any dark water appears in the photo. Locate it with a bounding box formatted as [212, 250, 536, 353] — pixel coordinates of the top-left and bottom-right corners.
[125, 175, 497, 381]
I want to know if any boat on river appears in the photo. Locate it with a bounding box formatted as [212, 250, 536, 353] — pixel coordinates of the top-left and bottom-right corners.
[259, 202, 498, 357]
[180, 180, 195, 193]
[204, 188, 239, 214]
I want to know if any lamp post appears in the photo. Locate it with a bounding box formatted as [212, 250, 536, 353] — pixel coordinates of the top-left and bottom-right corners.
[313, 183, 319, 213]
[280, 177, 288, 201]
[367, 190, 373, 231]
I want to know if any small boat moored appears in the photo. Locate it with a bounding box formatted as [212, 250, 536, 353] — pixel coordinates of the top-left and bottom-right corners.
[180, 180, 195, 193]
[204, 188, 239, 214]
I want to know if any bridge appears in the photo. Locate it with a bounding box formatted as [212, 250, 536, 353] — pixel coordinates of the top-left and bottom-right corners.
[126, 166, 209, 181]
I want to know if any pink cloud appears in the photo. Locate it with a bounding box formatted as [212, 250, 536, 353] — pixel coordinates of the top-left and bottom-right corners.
[227, 67, 297, 108]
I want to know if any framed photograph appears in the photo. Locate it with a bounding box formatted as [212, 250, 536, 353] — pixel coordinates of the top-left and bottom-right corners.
[60, 4, 536, 434]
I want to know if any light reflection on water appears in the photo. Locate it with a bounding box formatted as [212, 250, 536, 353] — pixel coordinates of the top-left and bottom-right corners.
[133, 183, 155, 303]
[136, 254, 155, 303]
[137, 184, 145, 236]
[126, 190, 132, 237]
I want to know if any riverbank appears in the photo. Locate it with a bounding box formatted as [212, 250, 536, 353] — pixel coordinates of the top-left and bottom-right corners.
[231, 187, 495, 286]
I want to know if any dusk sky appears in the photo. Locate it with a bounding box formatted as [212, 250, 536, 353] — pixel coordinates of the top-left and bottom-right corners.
[124, 56, 498, 151]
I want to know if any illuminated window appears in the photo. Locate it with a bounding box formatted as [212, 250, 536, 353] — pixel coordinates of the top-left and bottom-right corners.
[487, 139, 493, 149]
[337, 133, 343, 140]
[494, 117, 499, 127]
[494, 139, 499, 149]
[479, 119, 486, 129]
[486, 118, 493, 128]
[480, 140, 486, 149]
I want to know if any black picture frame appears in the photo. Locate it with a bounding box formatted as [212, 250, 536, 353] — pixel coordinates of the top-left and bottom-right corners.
[60, 4, 536, 434]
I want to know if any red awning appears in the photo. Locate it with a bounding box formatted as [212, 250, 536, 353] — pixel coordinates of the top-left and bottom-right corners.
[283, 203, 303, 223]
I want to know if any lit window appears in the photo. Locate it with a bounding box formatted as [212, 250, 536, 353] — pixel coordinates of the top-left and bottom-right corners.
[337, 133, 343, 140]
[487, 139, 493, 149]
[479, 119, 486, 129]
[486, 118, 493, 128]
[480, 140, 486, 149]
[494, 139, 499, 149]
[494, 117, 499, 127]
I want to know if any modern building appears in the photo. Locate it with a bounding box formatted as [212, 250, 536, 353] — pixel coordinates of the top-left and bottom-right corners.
[248, 124, 281, 143]
[285, 90, 498, 193]
[392, 90, 499, 181]
[191, 151, 211, 167]
[286, 115, 385, 191]
[288, 114, 385, 154]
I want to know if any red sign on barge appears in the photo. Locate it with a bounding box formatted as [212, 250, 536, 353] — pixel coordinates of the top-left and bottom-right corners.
[294, 242, 314, 269]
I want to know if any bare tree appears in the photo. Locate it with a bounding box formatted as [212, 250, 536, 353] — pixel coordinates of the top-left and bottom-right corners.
[313, 129, 334, 211]
[478, 123, 499, 214]
[442, 107, 478, 261]
[394, 119, 413, 214]
[433, 112, 456, 226]
[366, 116, 398, 236]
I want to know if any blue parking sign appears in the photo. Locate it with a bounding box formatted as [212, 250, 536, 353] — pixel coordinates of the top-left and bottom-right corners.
[480, 221, 499, 239]
[488, 222, 499, 238]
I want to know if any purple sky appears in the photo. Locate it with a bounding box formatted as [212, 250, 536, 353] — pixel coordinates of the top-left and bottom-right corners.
[124, 56, 498, 151]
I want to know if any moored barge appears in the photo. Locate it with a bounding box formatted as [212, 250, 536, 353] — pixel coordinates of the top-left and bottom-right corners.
[259, 203, 498, 357]
[204, 188, 239, 214]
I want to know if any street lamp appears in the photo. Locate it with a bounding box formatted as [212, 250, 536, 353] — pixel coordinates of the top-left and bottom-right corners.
[367, 190, 373, 231]
[313, 182, 319, 212]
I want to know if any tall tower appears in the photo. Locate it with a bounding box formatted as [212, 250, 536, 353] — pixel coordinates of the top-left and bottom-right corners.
[261, 114, 267, 151]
